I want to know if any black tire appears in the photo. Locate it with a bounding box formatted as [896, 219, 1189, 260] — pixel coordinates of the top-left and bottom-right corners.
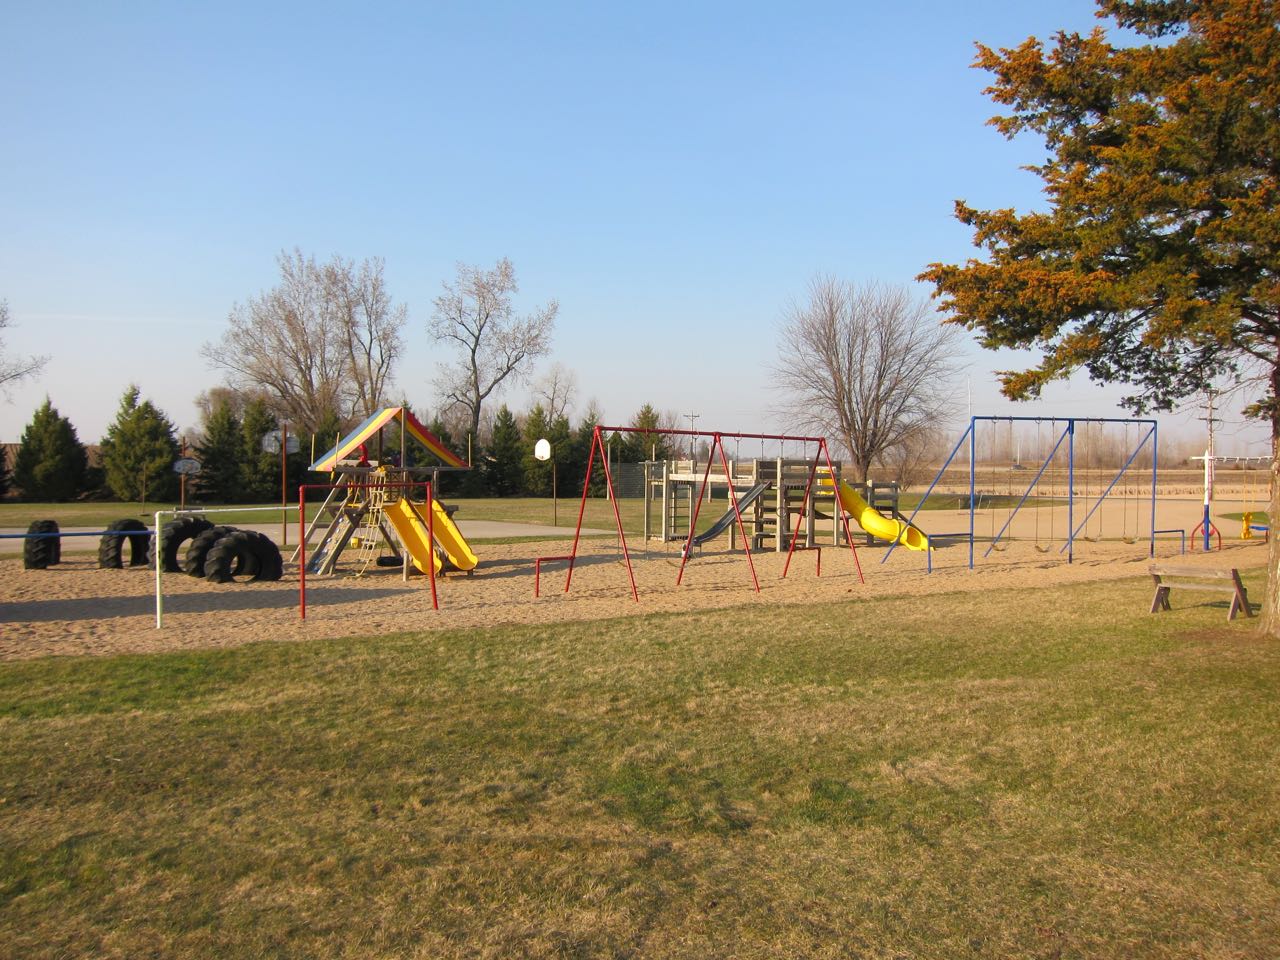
[241, 531, 284, 582]
[44, 520, 61, 565]
[23, 520, 59, 570]
[183, 525, 236, 578]
[204, 531, 263, 584]
[152, 517, 214, 572]
[98, 519, 151, 568]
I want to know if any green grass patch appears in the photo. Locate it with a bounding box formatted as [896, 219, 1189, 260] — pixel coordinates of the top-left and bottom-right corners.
[2, 573, 1278, 957]
[1221, 510, 1270, 524]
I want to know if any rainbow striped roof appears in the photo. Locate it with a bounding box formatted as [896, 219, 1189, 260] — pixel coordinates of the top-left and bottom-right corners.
[309, 407, 468, 472]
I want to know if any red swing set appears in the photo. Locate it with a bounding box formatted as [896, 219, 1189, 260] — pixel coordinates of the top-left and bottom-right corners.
[546, 425, 864, 601]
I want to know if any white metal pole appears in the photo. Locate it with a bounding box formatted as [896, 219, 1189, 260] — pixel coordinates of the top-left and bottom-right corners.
[154, 509, 165, 628]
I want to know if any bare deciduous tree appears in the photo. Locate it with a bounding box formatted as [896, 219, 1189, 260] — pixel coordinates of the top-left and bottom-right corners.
[533, 362, 577, 422]
[323, 256, 406, 419]
[202, 250, 406, 435]
[0, 300, 48, 394]
[877, 423, 947, 490]
[773, 277, 964, 483]
[430, 258, 557, 446]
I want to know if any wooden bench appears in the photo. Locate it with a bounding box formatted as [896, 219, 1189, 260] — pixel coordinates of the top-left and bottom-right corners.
[1149, 565, 1253, 621]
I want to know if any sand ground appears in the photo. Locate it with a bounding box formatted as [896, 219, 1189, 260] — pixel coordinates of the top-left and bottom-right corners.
[1, 496, 1268, 662]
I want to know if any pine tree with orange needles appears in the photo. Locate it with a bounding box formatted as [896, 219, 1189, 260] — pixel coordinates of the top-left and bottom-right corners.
[920, 0, 1280, 632]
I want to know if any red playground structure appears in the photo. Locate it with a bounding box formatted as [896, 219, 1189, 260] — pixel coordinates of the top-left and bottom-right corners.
[557, 425, 864, 601]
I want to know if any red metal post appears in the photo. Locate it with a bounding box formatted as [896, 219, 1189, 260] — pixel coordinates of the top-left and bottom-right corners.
[598, 432, 639, 601]
[782, 443, 822, 579]
[534, 555, 574, 598]
[819, 439, 863, 583]
[676, 439, 719, 586]
[717, 433, 760, 592]
[426, 481, 438, 610]
[565, 427, 600, 592]
[299, 485, 307, 620]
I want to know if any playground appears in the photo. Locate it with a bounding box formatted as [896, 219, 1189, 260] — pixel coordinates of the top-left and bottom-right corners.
[1, 411, 1270, 660]
[2, 415, 1277, 959]
[0, 489, 1262, 661]
[3, 536, 1276, 959]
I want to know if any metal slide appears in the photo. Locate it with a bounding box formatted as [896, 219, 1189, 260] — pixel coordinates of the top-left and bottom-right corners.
[686, 482, 771, 548]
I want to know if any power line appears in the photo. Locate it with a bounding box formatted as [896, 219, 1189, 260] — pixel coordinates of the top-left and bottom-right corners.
[683, 411, 699, 458]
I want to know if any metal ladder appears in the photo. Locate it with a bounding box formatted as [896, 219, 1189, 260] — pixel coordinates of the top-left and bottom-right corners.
[666, 481, 691, 542]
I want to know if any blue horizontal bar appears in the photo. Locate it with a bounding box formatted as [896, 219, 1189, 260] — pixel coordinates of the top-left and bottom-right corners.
[970, 415, 1157, 425]
[0, 530, 154, 539]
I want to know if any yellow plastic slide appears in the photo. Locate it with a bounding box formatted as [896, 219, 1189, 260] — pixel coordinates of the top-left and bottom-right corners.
[831, 480, 929, 551]
[383, 498, 480, 574]
[426, 499, 478, 571]
[383, 498, 442, 575]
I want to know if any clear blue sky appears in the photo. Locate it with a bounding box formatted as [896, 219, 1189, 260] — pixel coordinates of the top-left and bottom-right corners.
[0, 0, 1266, 455]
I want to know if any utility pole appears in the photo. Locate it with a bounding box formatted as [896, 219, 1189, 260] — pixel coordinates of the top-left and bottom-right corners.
[684, 411, 699, 460]
[1198, 390, 1219, 459]
[1195, 390, 1221, 552]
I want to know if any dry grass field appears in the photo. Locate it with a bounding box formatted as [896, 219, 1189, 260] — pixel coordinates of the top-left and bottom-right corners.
[1, 494, 1277, 958]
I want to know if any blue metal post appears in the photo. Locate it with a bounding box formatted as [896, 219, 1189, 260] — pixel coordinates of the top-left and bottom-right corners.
[1062, 423, 1157, 550]
[883, 422, 971, 566]
[986, 422, 1070, 557]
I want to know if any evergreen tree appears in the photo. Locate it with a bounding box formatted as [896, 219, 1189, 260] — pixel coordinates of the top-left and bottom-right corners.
[425, 414, 464, 497]
[918, 0, 1280, 630]
[304, 405, 345, 492]
[240, 397, 279, 502]
[522, 404, 552, 496]
[13, 399, 88, 501]
[620, 404, 675, 462]
[424, 414, 458, 469]
[485, 405, 524, 496]
[0, 443, 8, 497]
[100, 386, 180, 502]
[547, 413, 573, 499]
[568, 404, 605, 497]
[311, 407, 344, 462]
[195, 400, 242, 502]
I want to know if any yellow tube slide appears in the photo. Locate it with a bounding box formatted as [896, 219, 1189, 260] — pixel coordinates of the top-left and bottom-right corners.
[384, 498, 443, 574]
[832, 480, 929, 551]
